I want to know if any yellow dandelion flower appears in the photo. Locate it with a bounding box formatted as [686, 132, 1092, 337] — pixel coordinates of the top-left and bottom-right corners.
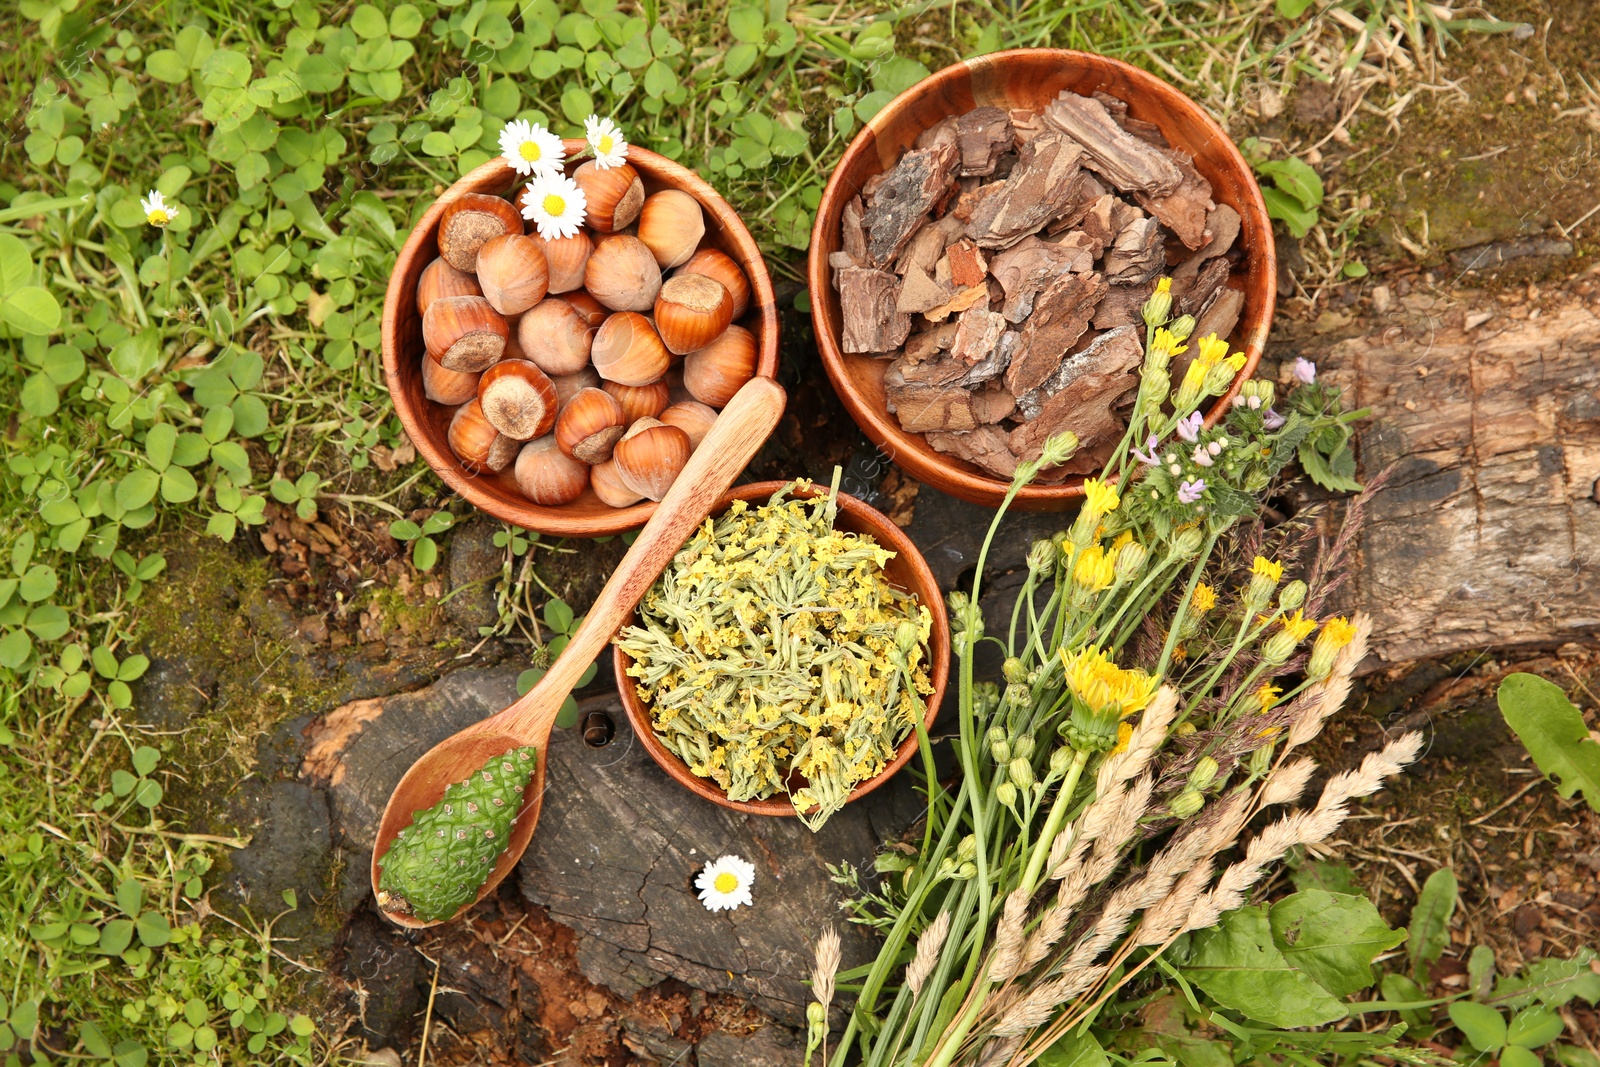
[1110, 721, 1134, 755]
[1257, 683, 1282, 713]
[1251, 557, 1284, 583]
[1072, 543, 1117, 593]
[1192, 582, 1217, 613]
[1081, 478, 1120, 520]
[1061, 645, 1158, 718]
[1320, 616, 1357, 648]
[1151, 326, 1190, 357]
[1281, 609, 1317, 641]
[1156, 277, 1172, 294]
[1194, 333, 1231, 369]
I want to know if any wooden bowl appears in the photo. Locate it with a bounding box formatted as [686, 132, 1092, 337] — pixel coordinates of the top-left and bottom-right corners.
[807, 48, 1276, 511]
[613, 481, 951, 817]
[383, 143, 780, 537]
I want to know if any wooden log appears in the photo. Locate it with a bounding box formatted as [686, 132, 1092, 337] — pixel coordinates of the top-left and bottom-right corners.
[1314, 293, 1600, 666]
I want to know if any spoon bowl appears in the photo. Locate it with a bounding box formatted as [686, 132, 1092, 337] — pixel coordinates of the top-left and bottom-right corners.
[370, 377, 788, 927]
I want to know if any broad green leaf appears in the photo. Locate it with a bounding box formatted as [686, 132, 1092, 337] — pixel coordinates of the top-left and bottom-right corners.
[1498, 673, 1600, 811]
[116, 878, 143, 917]
[412, 537, 438, 571]
[1502, 1048, 1543, 1067]
[0, 628, 31, 669]
[421, 130, 456, 157]
[145, 49, 189, 82]
[1559, 1046, 1600, 1067]
[1257, 157, 1325, 209]
[201, 49, 252, 89]
[132, 744, 159, 774]
[19, 371, 58, 417]
[1469, 944, 1497, 996]
[112, 768, 138, 796]
[18, 564, 57, 603]
[544, 598, 574, 633]
[351, 4, 388, 38]
[135, 777, 163, 808]
[1262, 185, 1319, 238]
[1450, 1001, 1507, 1051]
[1269, 889, 1405, 996]
[389, 519, 421, 540]
[117, 469, 162, 511]
[727, 5, 764, 42]
[1277, 0, 1316, 15]
[2, 286, 61, 335]
[26, 604, 70, 640]
[1408, 867, 1457, 981]
[109, 329, 161, 382]
[145, 423, 176, 470]
[1507, 1006, 1564, 1048]
[1290, 860, 1362, 896]
[136, 910, 171, 946]
[390, 3, 423, 37]
[1182, 906, 1348, 1028]
[724, 43, 758, 78]
[561, 86, 593, 124]
[1038, 1031, 1107, 1067]
[161, 466, 198, 503]
[100, 918, 135, 954]
[82, 1021, 114, 1058]
[1493, 948, 1600, 1009]
[872, 55, 930, 96]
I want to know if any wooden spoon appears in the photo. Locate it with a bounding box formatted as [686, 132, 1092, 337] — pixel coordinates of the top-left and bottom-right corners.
[372, 376, 787, 928]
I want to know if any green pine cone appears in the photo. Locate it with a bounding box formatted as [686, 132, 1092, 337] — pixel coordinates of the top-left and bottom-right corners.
[377, 744, 538, 922]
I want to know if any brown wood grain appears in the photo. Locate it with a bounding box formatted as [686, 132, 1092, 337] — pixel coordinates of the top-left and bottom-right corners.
[613, 480, 951, 816]
[371, 378, 788, 928]
[382, 141, 781, 537]
[808, 49, 1277, 510]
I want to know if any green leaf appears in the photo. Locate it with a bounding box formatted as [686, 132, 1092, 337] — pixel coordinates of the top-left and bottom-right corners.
[112, 768, 138, 796]
[872, 55, 930, 96]
[145, 423, 176, 471]
[1276, 0, 1316, 15]
[109, 329, 161, 382]
[18, 564, 57, 603]
[390, 3, 424, 37]
[1269, 889, 1406, 996]
[117, 469, 162, 511]
[1408, 867, 1458, 981]
[723, 43, 758, 78]
[1493, 948, 1600, 1009]
[289, 1014, 314, 1037]
[351, 3, 388, 38]
[0, 627, 34, 669]
[1290, 860, 1362, 896]
[412, 537, 438, 571]
[560, 86, 593, 124]
[200, 49, 252, 89]
[389, 519, 421, 541]
[1382, 972, 1431, 1032]
[544, 598, 574, 633]
[1257, 157, 1325, 210]
[421, 510, 455, 535]
[135, 778, 163, 807]
[82, 1021, 114, 1058]
[1469, 943, 1497, 996]
[132, 744, 160, 774]
[1038, 1031, 1108, 1067]
[19, 371, 58, 418]
[99, 918, 135, 955]
[136, 911, 172, 946]
[1262, 185, 1319, 238]
[421, 130, 456, 157]
[1498, 673, 1600, 811]
[555, 694, 581, 729]
[1559, 1046, 1600, 1067]
[1450, 1001, 1507, 1051]
[1182, 906, 1348, 1028]
[161, 466, 198, 503]
[116, 878, 143, 917]
[2, 286, 61, 335]
[1507, 1006, 1564, 1048]
[146, 49, 190, 82]
[727, 5, 764, 42]
[1502, 1048, 1544, 1067]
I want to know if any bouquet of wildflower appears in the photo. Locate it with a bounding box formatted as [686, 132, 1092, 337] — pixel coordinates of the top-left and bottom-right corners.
[802, 282, 1416, 1067]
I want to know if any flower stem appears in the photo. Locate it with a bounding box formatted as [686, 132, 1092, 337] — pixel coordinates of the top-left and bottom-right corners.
[1017, 748, 1089, 899]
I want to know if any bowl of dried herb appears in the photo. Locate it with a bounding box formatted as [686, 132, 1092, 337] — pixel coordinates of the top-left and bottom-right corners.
[612, 475, 950, 827]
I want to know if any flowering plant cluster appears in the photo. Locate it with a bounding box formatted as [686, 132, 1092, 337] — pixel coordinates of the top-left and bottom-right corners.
[804, 283, 1420, 1067]
[497, 114, 630, 239]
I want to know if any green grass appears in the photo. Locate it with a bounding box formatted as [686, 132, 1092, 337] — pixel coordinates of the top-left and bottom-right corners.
[0, 0, 1521, 1062]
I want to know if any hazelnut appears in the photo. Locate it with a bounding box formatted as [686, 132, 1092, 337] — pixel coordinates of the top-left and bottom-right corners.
[417, 257, 482, 316]
[612, 418, 692, 501]
[551, 367, 602, 409]
[658, 400, 717, 450]
[554, 387, 628, 463]
[584, 234, 662, 312]
[678, 248, 751, 320]
[540, 231, 592, 294]
[591, 312, 670, 387]
[514, 435, 589, 506]
[654, 273, 733, 355]
[682, 324, 758, 407]
[421, 354, 481, 406]
[477, 359, 559, 440]
[437, 193, 522, 272]
[636, 190, 705, 269]
[449, 398, 520, 473]
[573, 160, 644, 233]
[424, 295, 508, 372]
[562, 289, 608, 327]
[590, 458, 644, 508]
[476, 233, 549, 316]
[517, 298, 594, 377]
[601, 380, 670, 423]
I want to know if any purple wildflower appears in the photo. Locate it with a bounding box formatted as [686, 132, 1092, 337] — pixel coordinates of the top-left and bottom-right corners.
[1175, 411, 1204, 443]
[1292, 357, 1316, 384]
[1192, 445, 1214, 468]
[1132, 435, 1161, 466]
[1263, 408, 1286, 430]
[1177, 479, 1206, 504]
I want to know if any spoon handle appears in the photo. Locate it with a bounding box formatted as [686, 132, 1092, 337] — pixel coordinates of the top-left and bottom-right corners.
[502, 376, 788, 735]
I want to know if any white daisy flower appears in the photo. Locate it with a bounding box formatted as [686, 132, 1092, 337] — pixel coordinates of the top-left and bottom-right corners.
[141, 190, 178, 228]
[498, 119, 565, 178]
[695, 854, 755, 912]
[584, 114, 629, 170]
[521, 174, 587, 240]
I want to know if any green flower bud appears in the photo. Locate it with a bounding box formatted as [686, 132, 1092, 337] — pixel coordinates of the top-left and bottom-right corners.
[957, 834, 977, 863]
[1169, 787, 1205, 819]
[895, 619, 922, 652]
[946, 590, 970, 619]
[974, 682, 1001, 716]
[937, 856, 957, 876]
[1168, 314, 1196, 342]
[1171, 527, 1206, 558]
[1004, 682, 1032, 709]
[1188, 755, 1219, 791]
[1142, 283, 1173, 328]
[1040, 431, 1079, 468]
[954, 862, 979, 880]
[995, 781, 1018, 808]
[1049, 746, 1075, 777]
[1260, 628, 1299, 665]
[1247, 744, 1274, 776]
[1003, 656, 1029, 684]
[1278, 580, 1307, 612]
[807, 1001, 827, 1043]
[1203, 360, 1240, 396]
[1027, 539, 1056, 575]
[1012, 735, 1035, 761]
[1115, 540, 1148, 581]
[988, 726, 1012, 765]
[1008, 757, 1036, 791]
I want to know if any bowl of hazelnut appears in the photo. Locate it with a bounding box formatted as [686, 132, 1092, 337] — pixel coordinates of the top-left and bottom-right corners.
[382, 126, 779, 536]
